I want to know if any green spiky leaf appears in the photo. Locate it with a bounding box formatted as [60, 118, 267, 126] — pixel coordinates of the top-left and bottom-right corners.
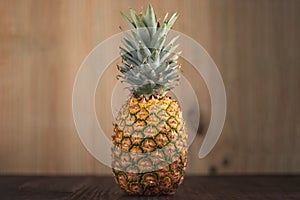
[118, 4, 180, 96]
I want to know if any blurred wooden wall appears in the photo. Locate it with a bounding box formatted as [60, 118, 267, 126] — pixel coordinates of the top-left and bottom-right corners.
[0, 0, 299, 175]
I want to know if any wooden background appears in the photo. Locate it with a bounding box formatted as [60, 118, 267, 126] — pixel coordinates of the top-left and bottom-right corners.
[0, 0, 299, 175]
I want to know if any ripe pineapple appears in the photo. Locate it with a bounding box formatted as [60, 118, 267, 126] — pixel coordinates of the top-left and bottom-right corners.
[112, 4, 187, 195]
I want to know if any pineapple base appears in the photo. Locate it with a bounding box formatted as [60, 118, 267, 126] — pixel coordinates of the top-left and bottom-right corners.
[112, 150, 187, 195]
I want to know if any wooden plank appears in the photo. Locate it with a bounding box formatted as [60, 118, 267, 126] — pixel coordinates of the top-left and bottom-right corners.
[0, 175, 299, 199]
[0, 0, 299, 174]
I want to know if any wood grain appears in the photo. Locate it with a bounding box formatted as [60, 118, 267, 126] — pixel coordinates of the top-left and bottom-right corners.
[0, 175, 299, 199]
[0, 0, 299, 174]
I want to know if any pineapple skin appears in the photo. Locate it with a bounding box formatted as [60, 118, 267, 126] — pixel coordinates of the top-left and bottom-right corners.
[112, 95, 187, 195]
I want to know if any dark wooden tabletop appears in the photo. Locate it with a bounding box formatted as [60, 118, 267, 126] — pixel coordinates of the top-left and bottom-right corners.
[0, 175, 299, 200]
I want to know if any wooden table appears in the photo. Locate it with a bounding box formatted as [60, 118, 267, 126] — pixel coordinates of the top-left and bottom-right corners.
[0, 175, 299, 199]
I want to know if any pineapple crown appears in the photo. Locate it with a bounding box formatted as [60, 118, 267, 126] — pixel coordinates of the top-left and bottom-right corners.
[117, 4, 181, 97]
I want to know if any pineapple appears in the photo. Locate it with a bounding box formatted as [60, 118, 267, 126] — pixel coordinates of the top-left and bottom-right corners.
[112, 4, 187, 195]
